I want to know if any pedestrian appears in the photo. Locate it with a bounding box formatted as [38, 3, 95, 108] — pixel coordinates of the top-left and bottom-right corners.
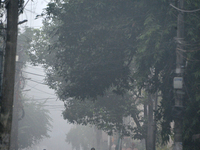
[91, 148, 95, 150]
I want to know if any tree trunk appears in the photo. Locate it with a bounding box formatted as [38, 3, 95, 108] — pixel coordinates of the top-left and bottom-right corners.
[0, 0, 18, 149]
[144, 99, 148, 150]
[153, 92, 158, 150]
[95, 127, 102, 150]
[147, 94, 154, 150]
[109, 136, 112, 150]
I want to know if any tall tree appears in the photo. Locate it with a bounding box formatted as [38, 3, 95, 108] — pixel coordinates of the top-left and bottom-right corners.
[30, 0, 138, 99]
[28, 0, 200, 149]
[29, 0, 176, 147]
[181, 0, 200, 149]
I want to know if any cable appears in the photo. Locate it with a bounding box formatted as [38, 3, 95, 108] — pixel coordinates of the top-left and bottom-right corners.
[177, 50, 200, 62]
[25, 97, 58, 101]
[177, 47, 200, 53]
[26, 84, 56, 96]
[24, 8, 41, 15]
[21, 70, 46, 77]
[170, 3, 200, 13]
[23, 0, 31, 10]
[26, 64, 44, 70]
[18, 0, 31, 16]
[26, 78, 47, 85]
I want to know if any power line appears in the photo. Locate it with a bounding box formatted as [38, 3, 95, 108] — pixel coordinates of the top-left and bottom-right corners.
[24, 8, 41, 15]
[26, 78, 47, 85]
[26, 84, 56, 96]
[25, 97, 58, 101]
[23, 0, 31, 10]
[170, 3, 200, 13]
[21, 70, 46, 77]
[26, 64, 44, 70]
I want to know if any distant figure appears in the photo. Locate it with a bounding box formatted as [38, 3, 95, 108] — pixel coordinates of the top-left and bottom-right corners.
[91, 148, 95, 150]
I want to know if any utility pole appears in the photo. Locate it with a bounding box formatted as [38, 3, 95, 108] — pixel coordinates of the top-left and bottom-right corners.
[10, 50, 23, 150]
[0, 21, 5, 102]
[173, 0, 184, 150]
[0, 0, 18, 149]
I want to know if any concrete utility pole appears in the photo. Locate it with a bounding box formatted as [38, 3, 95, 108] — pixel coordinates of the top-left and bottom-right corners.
[10, 50, 23, 150]
[0, 0, 18, 149]
[0, 22, 5, 101]
[173, 0, 184, 150]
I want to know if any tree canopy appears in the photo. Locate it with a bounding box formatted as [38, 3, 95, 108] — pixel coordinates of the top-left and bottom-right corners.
[30, 0, 141, 100]
[28, 0, 200, 149]
[63, 92, 144, 139]
[30, 0, 177, 100]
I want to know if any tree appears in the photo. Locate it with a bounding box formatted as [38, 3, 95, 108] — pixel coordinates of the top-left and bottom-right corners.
[66, 125, 96, 150]
[18, 99, 52, 149]
[63, 92, 145, 139]
[29, 0, 176, 148]
[180, 1, 200, 149]
[29, 0, 138, 100]
[28, 0, 200, 149]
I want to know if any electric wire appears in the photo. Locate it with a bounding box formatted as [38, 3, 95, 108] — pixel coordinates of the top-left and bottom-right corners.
[170, 3, 200, 13]
[21, 70, 46, 77]
[26, 64, 44, 70]
[26, 78, 47, 85]
[177, 50, 200, 62]
[23, 0, 31, 11]
[26, 84, 56, 96]
[176, 47, 200, 53]
[25, 97, 58, 101]
[24, 8, 41, 15]
[22, 98, 66, 109]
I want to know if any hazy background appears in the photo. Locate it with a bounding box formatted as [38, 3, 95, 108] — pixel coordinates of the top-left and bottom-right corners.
[19, 1, 72, 149]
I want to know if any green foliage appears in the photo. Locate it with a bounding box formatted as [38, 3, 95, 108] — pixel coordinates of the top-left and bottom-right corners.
[18, 100, 52, 149]
[180, 1, 200, 149]
[16, 28, 52, 149]
[28, 0, 177, 144]
[63, 93, 144, 139]
[66, 125, 95, 150]
[27, 0, 200, 149]
[29, 0, 138, 100]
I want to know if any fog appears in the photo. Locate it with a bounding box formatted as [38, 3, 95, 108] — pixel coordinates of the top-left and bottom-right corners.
[7, 0, 200, 150]
[19, 1, 73, 149]
[23, 65, 72, 150]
